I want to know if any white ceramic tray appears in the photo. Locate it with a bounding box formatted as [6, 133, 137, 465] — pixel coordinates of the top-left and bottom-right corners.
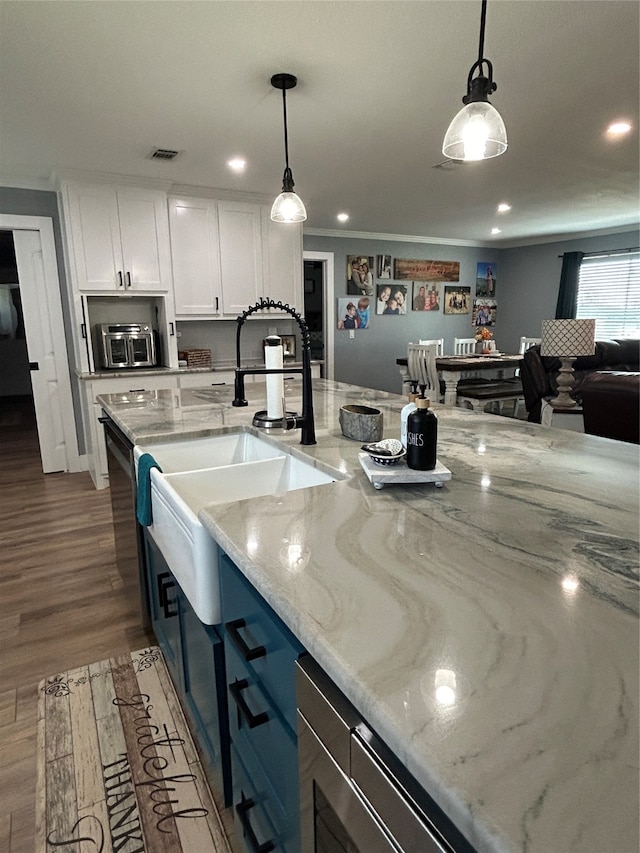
[358, 452, 452, 490]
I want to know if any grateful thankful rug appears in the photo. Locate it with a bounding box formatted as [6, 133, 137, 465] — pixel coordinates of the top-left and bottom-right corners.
[36, 647, 232, 853]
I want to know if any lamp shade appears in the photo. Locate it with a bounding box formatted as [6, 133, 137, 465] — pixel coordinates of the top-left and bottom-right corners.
[271, 191, 307, 223]
[442, 101, 508, 161]
[540, 319, 596, 357]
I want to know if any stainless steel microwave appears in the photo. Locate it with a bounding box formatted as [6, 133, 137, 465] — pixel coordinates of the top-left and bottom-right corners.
[95, 323, 157, 369]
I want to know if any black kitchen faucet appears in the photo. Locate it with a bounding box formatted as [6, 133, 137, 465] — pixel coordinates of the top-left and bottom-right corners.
[232, 298, 316, 445]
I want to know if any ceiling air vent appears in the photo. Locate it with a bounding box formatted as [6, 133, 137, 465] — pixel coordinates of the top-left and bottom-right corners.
[149, 148, 181, 161]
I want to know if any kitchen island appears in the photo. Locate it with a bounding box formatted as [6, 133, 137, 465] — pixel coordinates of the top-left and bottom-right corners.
[98, 378, 639, 853]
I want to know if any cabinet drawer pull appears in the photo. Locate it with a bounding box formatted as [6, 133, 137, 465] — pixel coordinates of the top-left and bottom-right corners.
[229, 678, 269, 729]
[235, 793, 275, 853]
[125, 271, 132, 288]
[117, 271, 124, 288]
[226, 618, 266, 661]
[157, 571, 178, 619]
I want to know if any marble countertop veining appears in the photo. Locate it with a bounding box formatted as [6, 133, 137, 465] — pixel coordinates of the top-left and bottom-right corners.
[97, 379, 640, 853]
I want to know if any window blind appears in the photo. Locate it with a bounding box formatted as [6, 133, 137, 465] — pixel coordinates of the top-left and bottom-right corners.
[576, 251, 640, 339]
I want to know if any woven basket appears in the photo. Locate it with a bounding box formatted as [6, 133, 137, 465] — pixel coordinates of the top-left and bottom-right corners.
[178, 348, 212, 368]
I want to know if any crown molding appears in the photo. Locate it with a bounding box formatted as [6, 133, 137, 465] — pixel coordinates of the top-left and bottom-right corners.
[302, 227, 490, 248]
[493, 223, 640, 250]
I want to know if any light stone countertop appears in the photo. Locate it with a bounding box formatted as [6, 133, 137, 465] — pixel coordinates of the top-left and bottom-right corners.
[97, 378, 639, 853]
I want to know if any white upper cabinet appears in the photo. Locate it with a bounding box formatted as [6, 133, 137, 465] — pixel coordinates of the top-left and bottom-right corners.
[217, 200, 264, 315]
[64, 183, 172, 292]
[169, 197, 222, 316]
[168, 196, 303, 320]
[261, 211, 303, 312]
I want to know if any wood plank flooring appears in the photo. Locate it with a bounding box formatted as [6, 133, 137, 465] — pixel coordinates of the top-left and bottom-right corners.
[0, 397, 236, 852]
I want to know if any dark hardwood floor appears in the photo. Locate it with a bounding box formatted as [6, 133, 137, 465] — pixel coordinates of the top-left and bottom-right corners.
[0, 397, 236, 851]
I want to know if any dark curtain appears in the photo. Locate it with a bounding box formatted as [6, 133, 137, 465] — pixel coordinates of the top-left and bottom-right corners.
[555, 251, 584, 318]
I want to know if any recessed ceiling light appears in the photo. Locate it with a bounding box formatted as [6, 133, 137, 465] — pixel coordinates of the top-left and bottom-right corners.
[491, 227, 502, 235]
[607, 121, 632, 136]
[227, 158, 247, 172]
[497, 202, 511, 213]
[337, 212, 349, 223]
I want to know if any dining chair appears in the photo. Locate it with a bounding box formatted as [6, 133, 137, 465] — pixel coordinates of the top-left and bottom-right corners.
[454, 338, 477, 355]
[519, 336, 541, 354]
[417, 338, 444, 356]
[407, 343, 441, 399]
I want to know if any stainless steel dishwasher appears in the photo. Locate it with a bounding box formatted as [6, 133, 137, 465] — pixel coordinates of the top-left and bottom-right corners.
[296, 655, 475, 853]
[101, 412, 151, 630]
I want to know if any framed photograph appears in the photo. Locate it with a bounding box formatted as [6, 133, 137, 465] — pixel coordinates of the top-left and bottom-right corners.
[376, 284, 406, 315]
[443, 286, 471, 314]
[411, 283, 440, 311]
[476, 262, 497, 296]
[347, 255, 375, 296]
[473, 298, 497, 327]
[376, 254, 392, 278]
[393, 258, 460, 282]
[337, 296, 371, 329]
[304, 278, 315, 294]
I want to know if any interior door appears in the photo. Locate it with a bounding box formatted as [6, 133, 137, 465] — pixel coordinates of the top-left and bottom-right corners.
[13, 230, 71, 473]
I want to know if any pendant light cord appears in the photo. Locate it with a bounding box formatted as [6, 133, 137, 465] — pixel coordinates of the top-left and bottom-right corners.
[281, 87, 290, 172]
[477, 0, 487, 64]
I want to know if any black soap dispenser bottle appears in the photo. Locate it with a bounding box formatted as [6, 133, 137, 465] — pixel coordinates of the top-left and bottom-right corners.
[406, 397, 438, 471]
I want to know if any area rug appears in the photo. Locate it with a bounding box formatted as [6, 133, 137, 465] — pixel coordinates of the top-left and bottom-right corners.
[36, 647, 232, 853]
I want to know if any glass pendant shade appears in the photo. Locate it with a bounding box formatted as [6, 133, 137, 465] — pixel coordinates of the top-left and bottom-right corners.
[271, 190, 307, 223]
[442, 100, 507, 161]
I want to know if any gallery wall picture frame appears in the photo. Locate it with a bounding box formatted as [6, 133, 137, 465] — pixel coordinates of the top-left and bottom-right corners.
[347, 255, 375, 296]
[376, 284, 407, 315]
[337, 296, 371, 329]
[472, 298, 497, 327]
[476, 262, 497, 297]
[376, 254, 392, 278]
[393, 258, 460, 282]
[411, 283, 440, 312]
[443, 286, 471, 314]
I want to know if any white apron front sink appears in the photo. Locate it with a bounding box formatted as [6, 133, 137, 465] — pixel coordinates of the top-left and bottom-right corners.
[135, 430, 341, 625]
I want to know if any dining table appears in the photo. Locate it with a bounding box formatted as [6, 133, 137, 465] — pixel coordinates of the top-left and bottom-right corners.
[397, 353, 523, 405]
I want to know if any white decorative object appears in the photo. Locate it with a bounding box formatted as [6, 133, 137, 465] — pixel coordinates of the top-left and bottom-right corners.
[265, 335, 284, 420]
[540, 319, 596, 408]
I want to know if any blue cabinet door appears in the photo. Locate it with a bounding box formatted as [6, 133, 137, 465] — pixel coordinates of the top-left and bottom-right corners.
[180, 594, 232, 807]
[145, 532, 183, 689]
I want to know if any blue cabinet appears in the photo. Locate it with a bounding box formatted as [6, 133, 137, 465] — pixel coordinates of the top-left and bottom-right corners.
[220, 553, 304, 853]
[146, 533, 183, 687]
[144, 531, 232, 806]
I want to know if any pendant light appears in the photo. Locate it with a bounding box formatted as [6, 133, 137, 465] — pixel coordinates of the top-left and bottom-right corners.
[442, 0, 507, 162]
[270, 73, 307, 223]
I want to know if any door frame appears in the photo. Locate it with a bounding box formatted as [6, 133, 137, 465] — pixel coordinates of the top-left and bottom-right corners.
[303, 250, 334, 380]
[0, 213, 80, 473]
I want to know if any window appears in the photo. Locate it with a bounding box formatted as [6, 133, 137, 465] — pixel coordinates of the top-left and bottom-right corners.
[576, 250, 640, 338]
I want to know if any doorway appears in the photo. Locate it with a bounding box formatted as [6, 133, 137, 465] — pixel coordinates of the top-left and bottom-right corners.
[0, 214, 80, 474]
[303, 251, 334, 380]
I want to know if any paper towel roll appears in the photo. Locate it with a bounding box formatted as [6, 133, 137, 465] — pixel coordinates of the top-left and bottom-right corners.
[265, 336, 284, 420]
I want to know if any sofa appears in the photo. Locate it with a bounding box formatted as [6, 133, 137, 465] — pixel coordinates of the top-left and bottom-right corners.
[520, 338, 640, 425]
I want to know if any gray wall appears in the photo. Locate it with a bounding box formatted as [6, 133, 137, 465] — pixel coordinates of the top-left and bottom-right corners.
[499, 229, 640, 354]
[304, 229, 639, 394]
